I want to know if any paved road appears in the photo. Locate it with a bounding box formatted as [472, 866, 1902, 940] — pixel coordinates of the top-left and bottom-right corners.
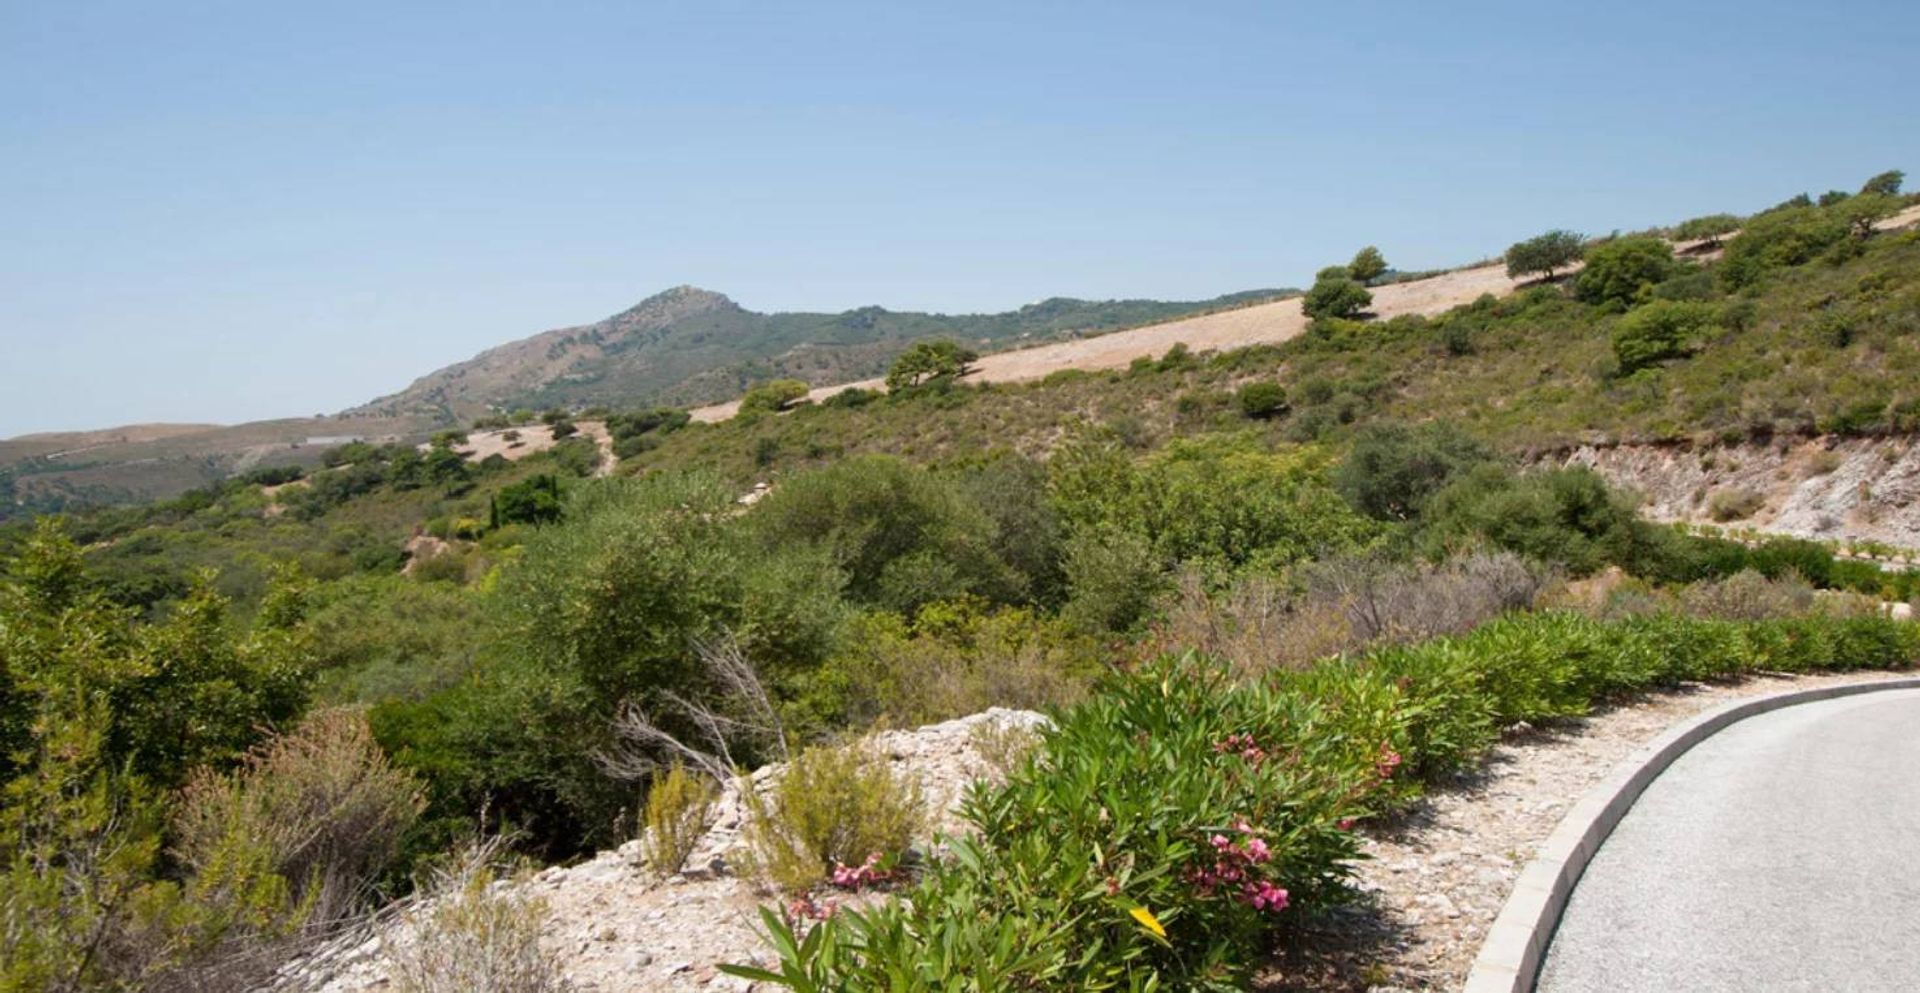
[1537, 688, 1920, 993]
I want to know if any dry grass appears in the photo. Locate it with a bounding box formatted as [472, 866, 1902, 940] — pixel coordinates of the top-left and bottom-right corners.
[638, 764, 717, 879]
[385, 840, 571, 993]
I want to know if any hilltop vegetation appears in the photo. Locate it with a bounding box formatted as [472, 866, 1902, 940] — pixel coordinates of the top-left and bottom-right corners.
[4, 171, 1919, 990]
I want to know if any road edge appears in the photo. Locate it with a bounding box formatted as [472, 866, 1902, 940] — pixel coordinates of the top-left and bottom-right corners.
[1461, 673, 1920, 993]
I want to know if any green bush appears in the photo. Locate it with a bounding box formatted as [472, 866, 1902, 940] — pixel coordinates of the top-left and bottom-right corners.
[1719, 204, 1851, 289]
[1612, 300, 1717, 374]
[741, 379, 812, 414]
[1672, 213, 1742, 247]
[1335, 420, 1494, 522]
[1235, 381, 1288, 419]
[1575, 237, 1675, 307]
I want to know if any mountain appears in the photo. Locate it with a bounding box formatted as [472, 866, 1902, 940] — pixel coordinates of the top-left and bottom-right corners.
[343, 285, 1292, 421]
[2, 285, 1289, 520]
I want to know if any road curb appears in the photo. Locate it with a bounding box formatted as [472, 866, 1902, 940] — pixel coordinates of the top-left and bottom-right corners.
[1461, 674, 1920, 993]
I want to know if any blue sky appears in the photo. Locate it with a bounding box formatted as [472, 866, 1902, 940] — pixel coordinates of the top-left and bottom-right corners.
[3, 1, 1915, 436]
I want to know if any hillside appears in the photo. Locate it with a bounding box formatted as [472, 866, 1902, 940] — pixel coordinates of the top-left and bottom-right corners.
[3, 286, 1287, 520]
[345, 284, 1294, 423]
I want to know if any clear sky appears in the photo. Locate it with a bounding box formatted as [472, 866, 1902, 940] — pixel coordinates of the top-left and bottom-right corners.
[3, 1, 1916, 437]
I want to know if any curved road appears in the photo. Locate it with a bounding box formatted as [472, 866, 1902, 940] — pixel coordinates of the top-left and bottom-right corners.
[1537, 687, 1920, 993]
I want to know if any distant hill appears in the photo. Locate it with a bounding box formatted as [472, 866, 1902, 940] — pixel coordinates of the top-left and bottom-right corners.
[343, 285, 1293, 422]
[3, 284, 1289, 520]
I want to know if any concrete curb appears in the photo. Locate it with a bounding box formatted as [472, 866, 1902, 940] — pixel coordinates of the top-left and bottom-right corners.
[1461, 674, 1920, 993]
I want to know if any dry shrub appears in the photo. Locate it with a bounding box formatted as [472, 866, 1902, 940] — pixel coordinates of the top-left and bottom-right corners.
[968, 719, 1042, 779]
[386, 840, 571, 993]
[1152, 552, 1552, 673]
[638, 764, 717, 879]
[174, 707, 424, 926]
[1707, 487, 1766, 522]
[1680, 569, 1816, 620]
[740, 741, 925, 894]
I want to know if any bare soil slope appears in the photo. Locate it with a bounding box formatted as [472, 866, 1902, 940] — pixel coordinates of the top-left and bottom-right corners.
[689, 261, 1530, 423]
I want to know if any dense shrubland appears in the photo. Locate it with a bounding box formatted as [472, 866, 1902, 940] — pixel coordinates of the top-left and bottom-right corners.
[3, 171, 1917, 990]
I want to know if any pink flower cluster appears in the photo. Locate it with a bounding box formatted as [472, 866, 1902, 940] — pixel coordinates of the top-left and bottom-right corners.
[1212, 732, 1268, 764]
[828, 852, 893, 891]
[1185, 819, 1289, 914]
[1375, 744, 1402, 779]
[785, 893, 839, 923]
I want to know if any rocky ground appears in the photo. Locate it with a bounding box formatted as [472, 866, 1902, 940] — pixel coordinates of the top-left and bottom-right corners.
[298, 708, 1048, 993]
[1563, 436, 1920, 553]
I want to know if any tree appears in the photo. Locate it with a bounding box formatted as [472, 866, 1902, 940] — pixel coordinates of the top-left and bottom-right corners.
[1859, 169, 1904, 197]
[1301, 272, 1373, 320]
[740, 379, 811, 413]
[1574, 237, 1675, 307]
[1236, 382, 1289, 419]
[1506, 230, 1585, 281]
[1837, 192, 1901, 238]
[885, 340, 978, 392]
[1612, 300, 1717, 374]
[1348, 246, 1388, 283]
[1671, 213, 1742, 248]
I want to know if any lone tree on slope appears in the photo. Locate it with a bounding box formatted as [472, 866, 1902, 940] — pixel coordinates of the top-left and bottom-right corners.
[1505, 230, 1586, 281]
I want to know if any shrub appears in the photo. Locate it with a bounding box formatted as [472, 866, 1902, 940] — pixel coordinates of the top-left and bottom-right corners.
[1575, 237, 1675, 307]
[1334, 420, 1494, 522]
[739, 741, 925, 894]
[639, 764, 718, 879]
[1505, 230, 1585, 280]
[820, 605, 1097, 728]
[386, 842, 570, 993]
[1672, 213, 1742, 247]
[174, 708, 425, 925]
[1302, 272, 1372, 320]
[1612, 300, 1717, 374]
[1235, 381, 1289, 419]
[547, 419, 578, 440]
[1719, 205, 1850, 289]
[1679, 569, 1815, 621]
[1706, 486, 1764, 522]
[741, 379, 811, 414]
[494, 475, 562, 526]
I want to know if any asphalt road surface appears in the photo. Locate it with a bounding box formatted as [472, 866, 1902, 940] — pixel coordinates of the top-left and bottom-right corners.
[1536, 687, 1920, 993]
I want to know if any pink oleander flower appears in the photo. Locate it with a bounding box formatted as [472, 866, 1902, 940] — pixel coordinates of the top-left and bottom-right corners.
[1244, 881, 1290, 913]
[1244, 837, 1271, 863]
[1337, 818, 1356, 831]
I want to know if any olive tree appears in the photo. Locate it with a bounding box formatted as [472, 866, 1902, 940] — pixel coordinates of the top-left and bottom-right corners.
[1505, 230, 1585, 281]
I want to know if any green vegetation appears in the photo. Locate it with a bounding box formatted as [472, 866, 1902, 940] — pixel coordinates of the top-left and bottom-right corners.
[1303, 266, 1374, 320]
[1575, 236, 1675, 307]
[741, 379, 813, 414]
[1349, 245, 1388, 283]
